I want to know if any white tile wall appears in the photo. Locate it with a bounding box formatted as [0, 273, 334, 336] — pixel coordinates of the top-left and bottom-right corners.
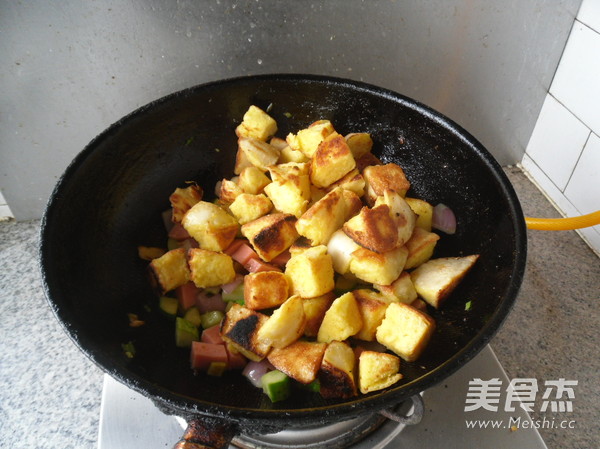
[523, 0, 600, 255]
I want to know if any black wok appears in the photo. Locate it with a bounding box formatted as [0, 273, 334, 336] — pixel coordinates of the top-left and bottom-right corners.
[40, 74, 526, 447]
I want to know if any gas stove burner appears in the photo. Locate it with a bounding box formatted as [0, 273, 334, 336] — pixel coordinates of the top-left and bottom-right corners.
[230, 396, 422, 449]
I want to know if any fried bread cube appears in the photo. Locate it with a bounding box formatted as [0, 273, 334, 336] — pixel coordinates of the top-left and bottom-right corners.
[182, 201, 239, 252]
[288, 236, 312, 256]
[355, 152, 383, 172]
[235, 137, 281, 173]
[278, 144, 310, 163]
[229, 193, 273, 225]
[257, 296, 306, 349]
[268, 162, 310, 181]
[374, 191, 416, 248]
[349, 245, 408, 285]
[218, 178, 243, 204]
[187, 248, 236, 288]
[343, 204, 399, 253]
[405, 197, 434, 231]
[302, 292, 336, 337]
[285, 245, 335, 298]
[317, 292, 363, 343]
[345, 133, 373, 160]
[296, 187, 348, 246]
[149, 247, 190, 293]
[264, 169, 310, 218]
[327, 229, 361, 275]
[310, 133, 356, 189]
[268, 340, 327, 384]
[341, 189, 363, 218]
[353, 289, 391, 342]
[404, 227, 440, 269]
[235, 105, 278, 141]
[325, 169, 366, 198]
[318, 340, 358, 399]
[363, 163, 411, 205]
[358, 351, 402, 394]
[410, 255, 479, 308]
[269, 136, 288, 150]
[286, 120, 336, 158]
[244, 271, 290, 310]
[221, 304, 271, 361]
[169, 185, 203, 222]
[238, 166, 271, 195]
[241, 213, 299, 262]
[376, 302, 435, 362]
[374, 271, 418, 304]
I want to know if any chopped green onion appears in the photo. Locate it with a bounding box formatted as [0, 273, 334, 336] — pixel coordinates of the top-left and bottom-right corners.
[465, 300, 472, 311]
[122, 341, 136, 358]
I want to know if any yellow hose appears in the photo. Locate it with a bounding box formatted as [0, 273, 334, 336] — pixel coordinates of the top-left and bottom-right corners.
[525, 210, 600, 231]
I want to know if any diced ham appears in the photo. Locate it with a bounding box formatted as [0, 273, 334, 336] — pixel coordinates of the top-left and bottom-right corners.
[225, 345, 248, 370]
[196, 291, 226, 313]
[190, 342, 228, 371]
[224, 239, 246, 256]
[201, 325, 224, 345]
[230, 243, 259, 266]
[270, 250, 291, 268]
[168, 223, 191, 240]
[176, 282, 199, 311]
[245, 257, 281, 273]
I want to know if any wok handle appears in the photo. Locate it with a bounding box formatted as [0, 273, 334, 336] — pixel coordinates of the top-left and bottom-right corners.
[173, 416, 238, 449]
[379, 393, 424, 426]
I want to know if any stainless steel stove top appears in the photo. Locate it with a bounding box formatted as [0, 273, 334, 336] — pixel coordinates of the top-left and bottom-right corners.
[98, 345, 548, 449]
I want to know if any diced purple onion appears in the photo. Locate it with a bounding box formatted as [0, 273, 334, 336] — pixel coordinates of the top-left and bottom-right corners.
[221, 274, 244, 294]
[242, 360, 273, 388]
[432, 203, 457, 234]
[196, 291, 226, 313]
[214, 180, 223, 197]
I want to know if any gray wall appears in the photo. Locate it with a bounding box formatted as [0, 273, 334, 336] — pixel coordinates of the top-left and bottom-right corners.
[0, 0, 581, 220]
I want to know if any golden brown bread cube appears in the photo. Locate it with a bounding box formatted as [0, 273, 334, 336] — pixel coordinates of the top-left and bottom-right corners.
[148, 247, 190, 293]
[286, 120, 336, 158]
[288, 236, 313, 256]
[269, 136, 288, 150]
[221, 304, 271, 362]
[235, 105, 278, 141]
[182, 201, 239, 252]
[352, 289, 392, 342]
[296, 187, 348, 246]
[256, 295, 306, 349]
[263, 167, 311, 218]
[343, 204, 399, 253]
[374, 190, 416, 247]
[278, 144, 310, 163]
[169, 185, 203, 222]
[358, 350, 402, 394]
[229, 193, 273, 225]
[318, 340, 358, 399]
[238, 166, 271, 195]
[410, 255, 479, 308]
[345, 133, 373, 160]
[218, 178, 243, 204]
[241, 213, 299, 262]
[285, 245, 335, 298]
[138, 246, 166, 261]
[363, 163, 411, 205]
[310, 133, 356, 188]
[187, 248, 236, 288]
[317, 292, 363, 343]
[404, 227, 440, 270]
[302, 292, 336, 337]
[325, 169, 366, 198]
[235, 137, 281, 174]
[244, 271, 290, 310]
[348, 245, 408, 285]
[376, 302, 436, 362]
[268, 340, 327, 384]
[405, 197, 434, 232]
[374, 271, 418, 304]
[268, 162, 310, 181]
[355, 152, 383, 172]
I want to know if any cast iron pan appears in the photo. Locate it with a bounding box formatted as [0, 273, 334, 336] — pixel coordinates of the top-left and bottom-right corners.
[40, 74, 527, 445]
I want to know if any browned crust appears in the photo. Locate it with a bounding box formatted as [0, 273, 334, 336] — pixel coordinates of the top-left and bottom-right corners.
[343, 205, 398, 253]
[319, 363, 358, 399]
[363, 163, 410, 196]
[267, 341, 327, 384]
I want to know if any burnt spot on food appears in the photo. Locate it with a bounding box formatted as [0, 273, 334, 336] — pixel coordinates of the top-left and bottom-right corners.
[319, 366, 357, 399]
[224, 315, 259, 349]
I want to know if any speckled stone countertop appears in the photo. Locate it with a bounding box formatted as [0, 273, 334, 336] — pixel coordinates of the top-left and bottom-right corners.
[0, 167, 598, 449]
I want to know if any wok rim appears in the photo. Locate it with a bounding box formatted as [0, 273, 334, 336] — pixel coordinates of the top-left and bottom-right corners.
[39, 73, 527, 424]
